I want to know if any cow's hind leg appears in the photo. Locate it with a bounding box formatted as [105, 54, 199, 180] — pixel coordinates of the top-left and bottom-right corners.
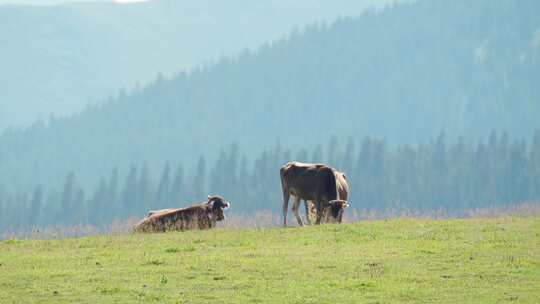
[282, 191, 290, 227]
[292, 196, 303, 226]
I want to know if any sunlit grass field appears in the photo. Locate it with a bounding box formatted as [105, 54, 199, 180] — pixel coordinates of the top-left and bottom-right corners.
[1, 217, 539, 303]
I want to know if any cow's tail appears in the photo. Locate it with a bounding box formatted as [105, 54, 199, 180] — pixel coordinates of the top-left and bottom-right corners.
[133, 216, 159, 233]
[280, 165, 290, 227]
[132, 219, 147, 233]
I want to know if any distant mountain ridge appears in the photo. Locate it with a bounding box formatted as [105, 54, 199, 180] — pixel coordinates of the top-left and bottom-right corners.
[0, 0, 391, 130]
[0, 0, 539, 191]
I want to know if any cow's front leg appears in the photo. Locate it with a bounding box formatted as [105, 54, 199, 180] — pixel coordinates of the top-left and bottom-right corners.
[292, 196, 303, 226]
[315, 199, 323, 225]
[304, 200, 312, 225]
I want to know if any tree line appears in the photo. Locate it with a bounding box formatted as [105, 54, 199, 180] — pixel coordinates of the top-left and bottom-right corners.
[1, 130, 539, 231]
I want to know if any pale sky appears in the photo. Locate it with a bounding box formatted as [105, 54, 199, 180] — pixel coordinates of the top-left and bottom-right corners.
[0, 0, 147, 5]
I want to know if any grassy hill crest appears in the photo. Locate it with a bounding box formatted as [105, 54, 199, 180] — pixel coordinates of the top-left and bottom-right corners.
[1, 216, 539, 303]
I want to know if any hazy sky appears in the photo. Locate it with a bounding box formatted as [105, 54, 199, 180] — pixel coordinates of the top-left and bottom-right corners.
[0, 0, 146, 5]
[0, 0, 92, 4]
[0, 0, 395, 130]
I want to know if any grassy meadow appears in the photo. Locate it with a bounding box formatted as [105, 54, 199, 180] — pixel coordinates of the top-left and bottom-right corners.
[0, 217, 539, 303]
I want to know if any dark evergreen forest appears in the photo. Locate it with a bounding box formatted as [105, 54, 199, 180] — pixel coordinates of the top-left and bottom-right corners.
[1, 131, 540, 231]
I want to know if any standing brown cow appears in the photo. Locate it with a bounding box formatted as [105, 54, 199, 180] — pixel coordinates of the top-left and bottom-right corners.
[133, 195, 230, 232]
[280, 161, 349, 226]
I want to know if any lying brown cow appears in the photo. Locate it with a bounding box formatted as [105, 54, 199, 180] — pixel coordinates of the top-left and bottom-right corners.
[133, 195, 230, 232]
[280, 161, 350, 226]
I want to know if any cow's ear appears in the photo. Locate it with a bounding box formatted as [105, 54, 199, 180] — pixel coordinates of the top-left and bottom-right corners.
[207, 201, 214, 207]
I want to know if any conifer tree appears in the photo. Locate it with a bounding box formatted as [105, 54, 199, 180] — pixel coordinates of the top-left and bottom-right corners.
[156, 163, 171, 208]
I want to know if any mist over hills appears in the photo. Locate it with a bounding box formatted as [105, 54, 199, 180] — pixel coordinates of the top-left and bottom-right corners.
[1, 0, 539, 193]
[0, 0, 392, 130]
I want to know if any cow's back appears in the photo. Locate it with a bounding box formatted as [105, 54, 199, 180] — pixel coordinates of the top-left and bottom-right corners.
[281, 162, 338, 201]
[134, 203, 213, 232]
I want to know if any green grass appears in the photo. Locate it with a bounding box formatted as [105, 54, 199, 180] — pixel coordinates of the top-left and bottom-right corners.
[1, 217, 539, 303]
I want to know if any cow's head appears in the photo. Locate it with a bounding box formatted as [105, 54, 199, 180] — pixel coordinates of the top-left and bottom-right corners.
[324, 200, 349, 223]
[207, 195, 230, 221]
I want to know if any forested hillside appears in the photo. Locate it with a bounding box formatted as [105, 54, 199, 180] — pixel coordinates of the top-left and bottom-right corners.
[0, 0, 389, 130]
[1, 0, 539, 230]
